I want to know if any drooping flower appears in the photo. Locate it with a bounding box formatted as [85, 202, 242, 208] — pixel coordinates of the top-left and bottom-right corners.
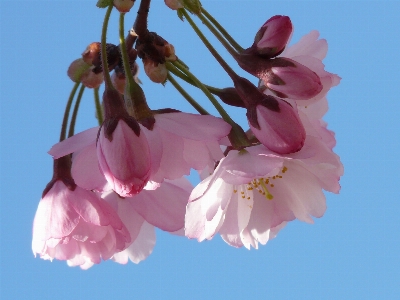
[32, 157, 131, 269]
[185, 136, 343, 249]
[48, 111, 230, 191]
[103, 177, 192, 264]
[97, 118, 152, 196]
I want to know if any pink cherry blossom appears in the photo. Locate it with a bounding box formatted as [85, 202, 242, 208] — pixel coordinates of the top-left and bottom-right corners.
[48, 112, 230, 190]
[32, 180, 131, 269]
[103, 177, 192, 264]
[185, 136, 343, 249]
[97, 119, 151, 197]
[278, 30, 341, 106]
[142, 112, 231, 184]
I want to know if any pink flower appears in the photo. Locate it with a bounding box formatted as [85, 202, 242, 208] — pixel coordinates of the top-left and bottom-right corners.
[277, 30, 341, 106]
[48, 112, 230, 190]
[185, 136, 343, 249]
[266, 31, 341, 148]
[103, 177, 192, 264]
[252, 15, 293, 58]
[97, 119, 151, 197]
[142, 112, 231, 184]
[32, 180, 131, 269]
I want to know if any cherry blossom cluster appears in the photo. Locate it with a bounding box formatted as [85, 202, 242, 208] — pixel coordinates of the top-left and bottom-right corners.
[32, 0, 343, 269]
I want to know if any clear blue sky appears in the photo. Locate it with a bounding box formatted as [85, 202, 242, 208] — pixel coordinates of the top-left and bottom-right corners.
[1, 1, 399, 299]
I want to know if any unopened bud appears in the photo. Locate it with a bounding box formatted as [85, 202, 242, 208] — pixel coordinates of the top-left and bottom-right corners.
[112, 62, 140, 94]
[164, 43, 177, 61]
[266, 57, 322, 100]
[247, 99, 305, 154]
[67, 58, 90, 82]
[233, 76, 305, 153]
[113, 0, 135, 13]
[143, 59, 167, 83]
[164, 0, 183, 10]
[81, 68, 104, 88]
[82, 42, 101, 65]
[252, 15, 292, 58]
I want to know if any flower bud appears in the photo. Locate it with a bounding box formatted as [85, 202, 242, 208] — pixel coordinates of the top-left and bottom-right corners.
[143, 58, 167, 83]
[113, 0, 135, 13]
[112, 62, 140, 94]
[164, 0, 183, 10]
[67, 58, 90, 82]
[164, 43, 177, 61]
[81, 42, 101, 65]
[232, 76, 305, 153]
[67, 58, 103, 88]
[253, 15, 292, 58]
[247, 98, 306, 154]
[81, 68, 104, 88]
[265, 57, 323, 100]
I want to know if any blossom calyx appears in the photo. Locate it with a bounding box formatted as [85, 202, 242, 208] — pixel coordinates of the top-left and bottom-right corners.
[42, 156, 76, 198]
[233, 76, 305, 154]
[236, 55, 322, 100]
[213, 87, 246, 108]
[247, 15, 293, 58]
[67, 58, 104, 88]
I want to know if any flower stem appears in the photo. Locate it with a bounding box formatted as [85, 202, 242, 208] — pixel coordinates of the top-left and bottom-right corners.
[68, 84, 85, 138]
[166, 62, 224, 95]
[169, 60, 250, 149]
[134, 0, 151, 37]
[94, 87, 103, 125]
[182, 9, 239, 82]
[59, 82, 80, 142]
[119, 13, 135, 89]
[201, 8, 244, 53]
[167, 74, 209, 115]
[119, 12, 152, 120]
[101, 4, 114, 89]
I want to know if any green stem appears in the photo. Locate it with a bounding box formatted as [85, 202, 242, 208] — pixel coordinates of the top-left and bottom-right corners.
[94, 87, 103, 125]
[182, 9, 239, 81]
[201, 8, 244, 53]
[170, 60, 229, 122]
[119, 13, 135, 91]
[166, 60, 227, 96]
[60, 82, 80, 142]
[68, 84, 85, 138]
[167, 74, 209, 115]
[170, 60, 250, 149]
[119, 12, 152, 119]
[101, 4, 114, 88]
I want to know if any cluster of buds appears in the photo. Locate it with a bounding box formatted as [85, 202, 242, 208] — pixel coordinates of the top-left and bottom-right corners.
[32, 0, 342, 269]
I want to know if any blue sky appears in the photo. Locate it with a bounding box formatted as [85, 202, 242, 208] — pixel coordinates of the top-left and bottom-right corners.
[1, 1, 399, 299]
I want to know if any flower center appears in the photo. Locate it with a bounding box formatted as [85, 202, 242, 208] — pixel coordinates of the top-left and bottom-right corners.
[233, 166, 288, 201]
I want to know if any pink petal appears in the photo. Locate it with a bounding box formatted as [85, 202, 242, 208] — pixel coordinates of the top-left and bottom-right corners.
[48, 127, 99, 159]
[155, 113, 231, 141]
